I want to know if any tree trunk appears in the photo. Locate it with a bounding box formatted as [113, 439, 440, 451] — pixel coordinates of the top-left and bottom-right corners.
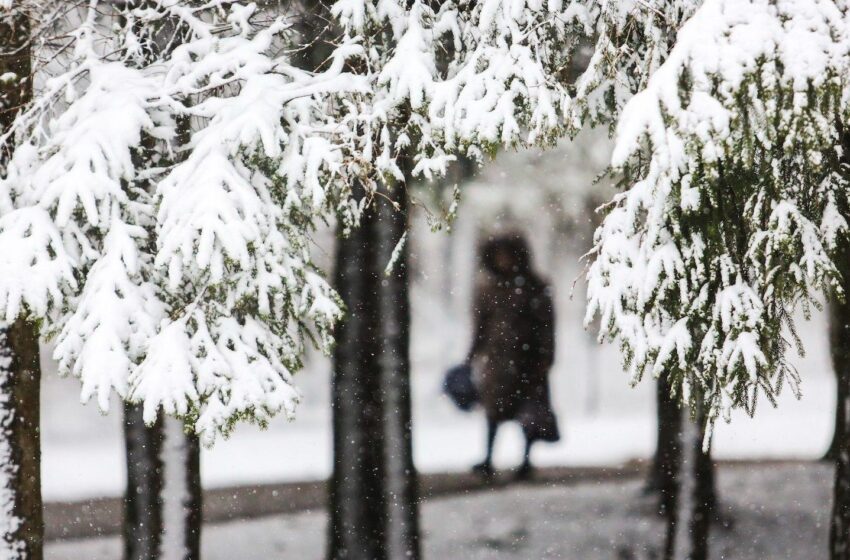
[0, 12, 44, 560]
[329, 181, 420, 560]
[826, 299, 850, 462]
[329, 182, 387, 560]
[124, 404, 164, 560]
[376, 180, 419, 559]
[828, 130, 850, 559]
[829, 234, 850, 558]
[124, 406, 202, 560]
[0, 321, 43, 560]
[647, 376, 682, 507]
[665, 397, 713, 560]
[831, 363, 850, 559]
[159, 417, 202, 560]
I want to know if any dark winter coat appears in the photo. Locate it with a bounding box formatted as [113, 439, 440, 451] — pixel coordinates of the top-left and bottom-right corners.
[468, 246, 559, 443]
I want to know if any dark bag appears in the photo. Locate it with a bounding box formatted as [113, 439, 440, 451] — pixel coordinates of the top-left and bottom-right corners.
[443, 363, 478, 411]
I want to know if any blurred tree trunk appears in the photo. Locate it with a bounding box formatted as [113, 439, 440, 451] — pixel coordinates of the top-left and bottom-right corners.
[830, 211, 850, 558]
[122, 21, 202, 556]
[330, 183, 387, 560]
[665, 397, 713, 560]
[825, 161, 850, 467]
[828, 131, 850, 560]
[159, 417, 202, 560]
[376, 172, 419, 559]
[0, 12, 44, 560]
[329, 177, 419, 560]
[124, 404, 164, 560]
[831, 353, 850, 559]
[124, 406, 202, 560]
[826, 299, 850, 462]
[646, 376, 682, 504]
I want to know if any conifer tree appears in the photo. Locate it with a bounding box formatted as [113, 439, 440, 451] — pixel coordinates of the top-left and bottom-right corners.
[0, 0, 364, 445]
[584, 2, 850, 557]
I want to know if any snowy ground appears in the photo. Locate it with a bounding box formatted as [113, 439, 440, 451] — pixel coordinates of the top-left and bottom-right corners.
[47, 462, 834, 559]
[40, 136, 838, 501]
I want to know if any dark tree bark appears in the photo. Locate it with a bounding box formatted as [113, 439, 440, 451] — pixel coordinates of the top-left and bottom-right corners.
[0, 12, 44, 560]
[826, 298, 850, 462]
[329, 182, 388, 560]
[831, 358, 850, 559]
[376, 178, 419, 559]
[828, 132, 850, 560]
[0, 321, 43, 560]
[825, 315, 849, 463]
[124, 406, 202, 560]
[329, 180, 420, 560]
[665, 397, 713, 560]
[124, 404, 164, 560]
[646, 375, 682, 506]
[830, 210, 850, 558]
[826, 214, 850, 467]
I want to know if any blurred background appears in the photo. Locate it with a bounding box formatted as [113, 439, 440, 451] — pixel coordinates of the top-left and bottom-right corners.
[40, 129, 835, 505]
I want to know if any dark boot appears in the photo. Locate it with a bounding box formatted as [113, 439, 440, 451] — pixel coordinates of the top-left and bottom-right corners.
[473, 419, 498, 477]
[515, 437, 535, 481]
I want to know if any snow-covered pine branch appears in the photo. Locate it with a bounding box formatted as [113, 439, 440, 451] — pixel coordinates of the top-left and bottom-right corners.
[0, 0, 762, 443]
[329, 0, 596, 182]
[325, 0, 713, 183]
[572, 0, 703, 128]
[0, 0, 365, 443]
[586, 0, 850, 436]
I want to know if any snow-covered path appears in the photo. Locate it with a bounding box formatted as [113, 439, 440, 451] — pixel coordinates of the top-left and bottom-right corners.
[47, 462, 833, 559]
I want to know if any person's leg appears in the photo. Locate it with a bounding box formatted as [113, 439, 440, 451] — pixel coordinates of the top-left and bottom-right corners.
[472, 418, 498, 475]
[516, 435, 534, 480]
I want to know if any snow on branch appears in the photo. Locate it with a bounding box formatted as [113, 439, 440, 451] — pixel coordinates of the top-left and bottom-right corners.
[331, 0, 593, 180]
[0, 0, 364, 443]
[6, 0, 808, 442]
[586, 0, 850, 432]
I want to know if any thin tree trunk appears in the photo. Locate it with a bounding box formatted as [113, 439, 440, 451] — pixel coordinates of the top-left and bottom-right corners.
[124, 404, 164, 560]
[329, 181, 387, 560]
[329, 180, 419, 560]
[159, 417, 202, 560]
[828, 131, 850, 559]
[0, 11, 43, 560]
[829, 228, 850, 558]
[124, 407, 202, 560]
[826, 299, 850, 462]
[647, 376, 682, 507]
[692, 417, 714, 560]
[0, 321, 43, 560]
[831, 366, 850, 559]
[666, 396, 713, 560]
[377, 175, 419, 559]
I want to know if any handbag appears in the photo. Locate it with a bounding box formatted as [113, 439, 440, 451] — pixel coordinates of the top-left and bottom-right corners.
[442, 363, 478, 411]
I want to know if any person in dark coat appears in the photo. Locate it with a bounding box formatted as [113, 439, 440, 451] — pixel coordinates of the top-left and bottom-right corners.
[467, 233, 559, 479]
